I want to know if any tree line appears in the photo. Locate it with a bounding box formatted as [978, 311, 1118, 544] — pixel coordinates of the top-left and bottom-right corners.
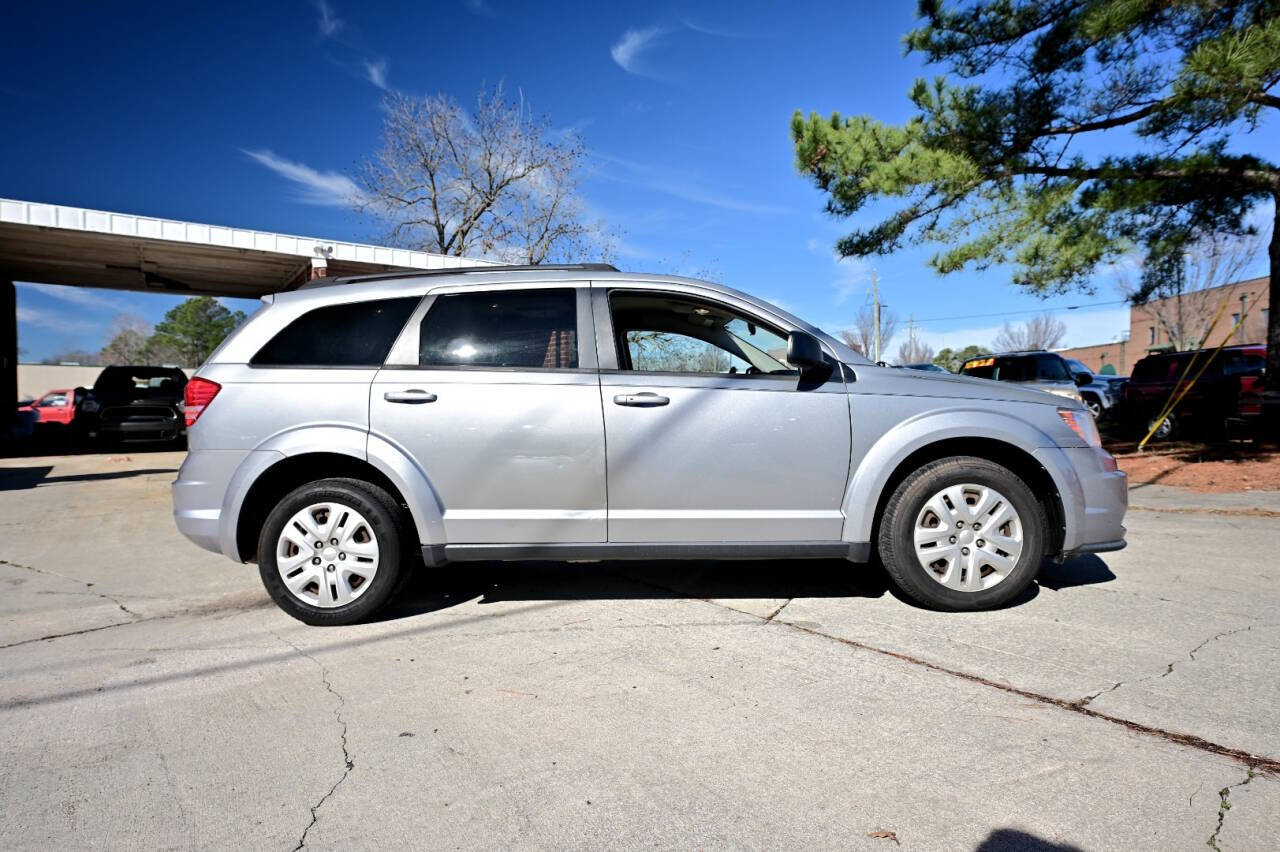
[40, 297, 246, 368]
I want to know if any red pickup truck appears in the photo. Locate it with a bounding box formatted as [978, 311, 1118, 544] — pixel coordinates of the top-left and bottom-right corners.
[16, 388, 79, 426]
[1122, 345, 1266, 439]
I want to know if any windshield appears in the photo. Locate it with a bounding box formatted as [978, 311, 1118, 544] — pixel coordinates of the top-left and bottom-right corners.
[1065, 359, 1089, 375]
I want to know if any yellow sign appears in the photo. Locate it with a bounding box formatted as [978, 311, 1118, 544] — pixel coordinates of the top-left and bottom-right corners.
[965, 357, 995, 368]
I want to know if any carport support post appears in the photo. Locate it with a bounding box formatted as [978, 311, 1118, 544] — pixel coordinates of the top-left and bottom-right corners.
[1, 279, 14, 439]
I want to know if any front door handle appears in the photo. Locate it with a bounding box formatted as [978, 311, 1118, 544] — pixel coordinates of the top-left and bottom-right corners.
[384, 389, 437, 404]
[613, 392, 670, 407]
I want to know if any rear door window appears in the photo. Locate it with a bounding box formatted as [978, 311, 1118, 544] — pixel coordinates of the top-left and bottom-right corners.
[417, 288, 579, 369]
[252, 297, 420, 367]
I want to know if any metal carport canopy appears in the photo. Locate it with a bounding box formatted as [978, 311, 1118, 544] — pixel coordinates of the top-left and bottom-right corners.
[0, 196, 494, 435]
[0, 197, 492, 297]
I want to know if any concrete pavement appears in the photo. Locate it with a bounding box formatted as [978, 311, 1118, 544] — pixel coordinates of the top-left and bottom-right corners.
[1, 451, 1277, 849]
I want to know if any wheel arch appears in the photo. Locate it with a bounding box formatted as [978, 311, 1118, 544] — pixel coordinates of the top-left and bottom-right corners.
[842, 410, 1076, 556]
[233, 453, 410, 563]
[224, 427, 445, 562]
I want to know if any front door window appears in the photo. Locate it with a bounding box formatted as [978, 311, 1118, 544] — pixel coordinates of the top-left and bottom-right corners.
[611, 292, 791, 376]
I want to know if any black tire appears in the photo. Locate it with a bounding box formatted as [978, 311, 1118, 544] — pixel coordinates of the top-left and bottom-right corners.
[1082, 394, 1103, 420]
[258, 478, 408, 625]
[877, 456, 1047, 611]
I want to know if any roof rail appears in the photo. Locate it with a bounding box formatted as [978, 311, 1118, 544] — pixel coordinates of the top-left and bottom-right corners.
[297, 262, 620, 289]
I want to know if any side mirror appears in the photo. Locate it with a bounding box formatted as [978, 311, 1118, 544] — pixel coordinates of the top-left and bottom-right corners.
[1073, 372, 1092, 387]
[786, 330, 826, 371]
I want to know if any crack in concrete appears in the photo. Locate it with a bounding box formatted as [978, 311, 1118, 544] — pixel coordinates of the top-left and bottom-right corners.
[0, 593, 273, 652]
[1076, 681, 1122, 708]
[606, 570, 1280, 775]
[1207, 769, 1255, 851]
[1073, 625, 1254, 708]
[0, 558, 140, 619]
[1161, 626, 1253, 679]
[764, 599, 792, 622]
[774, 618, 1280, 775]
[0, 616, 176, 651]
[271, 631, 353, 851]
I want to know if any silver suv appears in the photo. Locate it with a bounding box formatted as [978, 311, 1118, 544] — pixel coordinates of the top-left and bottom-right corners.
[173, 265, 1127, 624]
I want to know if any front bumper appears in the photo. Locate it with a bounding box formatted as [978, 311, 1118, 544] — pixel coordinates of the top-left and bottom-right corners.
[1054, 446, 1128, 556]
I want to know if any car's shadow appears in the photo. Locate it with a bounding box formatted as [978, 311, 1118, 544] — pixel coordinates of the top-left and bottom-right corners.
[377, 554, 1116, 621]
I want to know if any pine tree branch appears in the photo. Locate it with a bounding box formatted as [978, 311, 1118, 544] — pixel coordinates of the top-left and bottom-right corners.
[1043, 102, 1164, 135]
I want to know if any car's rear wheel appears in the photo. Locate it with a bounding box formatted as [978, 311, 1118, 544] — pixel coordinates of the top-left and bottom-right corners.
[877, 456, 1047, 611]
[258, 478, 407, 625]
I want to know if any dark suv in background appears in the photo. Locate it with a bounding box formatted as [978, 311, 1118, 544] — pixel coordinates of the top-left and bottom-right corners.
[76, 366, 188, 444]
[959, 351, 1087, 404]
[1122, 345, 1266, 439]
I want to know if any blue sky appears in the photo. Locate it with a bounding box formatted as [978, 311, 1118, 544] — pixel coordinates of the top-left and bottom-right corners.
[2, 0, 1274, 362]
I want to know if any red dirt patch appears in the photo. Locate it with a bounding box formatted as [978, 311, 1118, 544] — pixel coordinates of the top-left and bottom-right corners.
[1109, 441, 1280, 493]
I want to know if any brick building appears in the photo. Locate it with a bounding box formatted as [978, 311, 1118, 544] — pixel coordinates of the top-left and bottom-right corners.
[1058, 275, 1269, 375]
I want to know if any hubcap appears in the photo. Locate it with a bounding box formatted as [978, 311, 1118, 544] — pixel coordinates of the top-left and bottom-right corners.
[276, 502, 380, 608]
[914, 483, 1024, 592]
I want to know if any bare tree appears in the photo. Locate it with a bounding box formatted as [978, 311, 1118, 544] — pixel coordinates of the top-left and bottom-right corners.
[841, 304, 898, 359]
[355, 84, 612, 264]
[992, 313, 1067, 352]
[99, 313, 151, 365]
[1122, 233, 1262, 351]
[895, 338, 935, 365]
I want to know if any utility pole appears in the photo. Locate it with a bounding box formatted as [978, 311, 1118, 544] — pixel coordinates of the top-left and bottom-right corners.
[872, 269, 881, 362]
[908, 313, 916, 360]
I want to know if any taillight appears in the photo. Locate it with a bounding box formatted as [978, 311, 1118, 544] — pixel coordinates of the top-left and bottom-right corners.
[183, 377, 221, 427]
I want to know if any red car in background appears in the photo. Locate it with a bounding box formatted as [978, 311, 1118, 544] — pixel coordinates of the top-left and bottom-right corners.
[1122, 345, 1267, 439]
[16, 388, 79, 426]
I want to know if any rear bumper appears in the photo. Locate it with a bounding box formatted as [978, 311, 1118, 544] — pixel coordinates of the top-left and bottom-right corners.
[96, 420, 183, 441]
[173, 448, 275, 558]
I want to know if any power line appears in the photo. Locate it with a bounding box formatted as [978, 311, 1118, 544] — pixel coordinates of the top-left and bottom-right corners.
[911, 298, 1129, 325]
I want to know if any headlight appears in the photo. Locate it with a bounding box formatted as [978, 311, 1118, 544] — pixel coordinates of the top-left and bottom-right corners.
[1057, 407, 1100, 447]
[81, 400, 100, 413]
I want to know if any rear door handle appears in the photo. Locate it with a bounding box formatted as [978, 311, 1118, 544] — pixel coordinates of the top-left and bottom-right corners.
[384, 389, 437, 404]
[613, 392, 669, 407]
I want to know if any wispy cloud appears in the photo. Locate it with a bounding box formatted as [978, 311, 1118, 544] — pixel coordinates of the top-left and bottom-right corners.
[611, 26, 669, 78]
[593, 152, 786, 215]
[610, 19, 750, 79]
[463, 0, 498, 17]
[16, 305, 99, 335]
[16, 282, 129, 310]
[241, 149, 363, 207]
[361, 57, 388, 90]
[315, 1, 388, 91]
[315, 0, 343, 37]
[806, 237, 872, 304]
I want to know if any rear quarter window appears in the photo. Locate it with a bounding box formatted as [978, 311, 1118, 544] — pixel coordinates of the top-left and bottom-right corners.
[251, 297, 420, 367]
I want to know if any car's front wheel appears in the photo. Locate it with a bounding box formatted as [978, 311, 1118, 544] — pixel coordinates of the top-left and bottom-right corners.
[877, 456, 1047, 611]
[258, 478, 408, 625]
